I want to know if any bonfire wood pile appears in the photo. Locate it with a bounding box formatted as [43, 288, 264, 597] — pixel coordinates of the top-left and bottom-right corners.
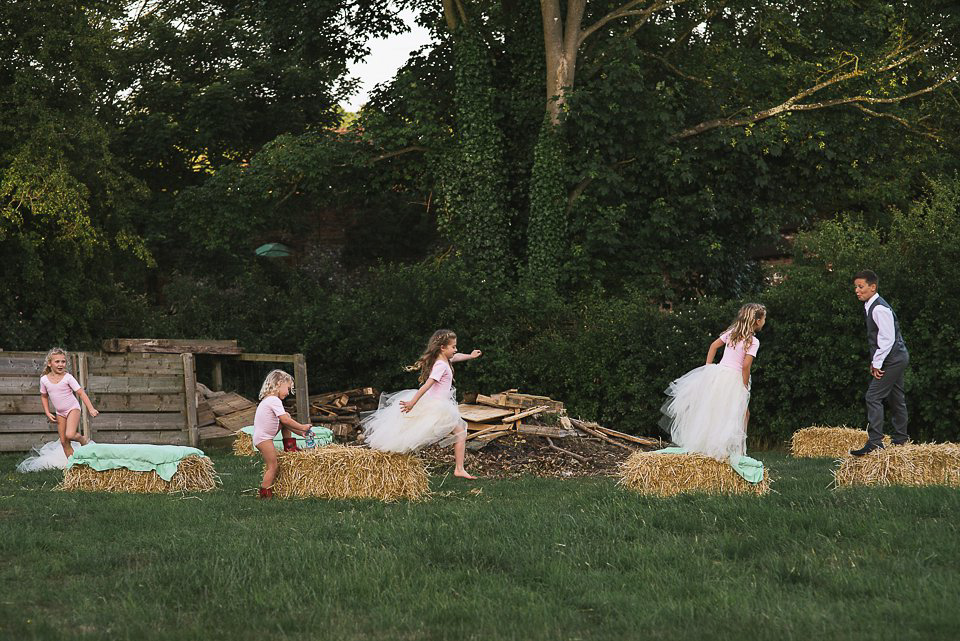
[309, 387, 378, 439]
[458, 389, 660, 451]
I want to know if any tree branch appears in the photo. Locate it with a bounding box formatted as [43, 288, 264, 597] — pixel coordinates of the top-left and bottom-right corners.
[850, 104, 942, 143]
[372, 146, 429, 163]
[670, 65, 959, 141]
[638, 49, 711, 85]
[579, 0, 687, 46]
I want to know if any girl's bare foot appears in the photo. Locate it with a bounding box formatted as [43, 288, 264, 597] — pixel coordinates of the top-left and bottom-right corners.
[454, 469, 477, 480]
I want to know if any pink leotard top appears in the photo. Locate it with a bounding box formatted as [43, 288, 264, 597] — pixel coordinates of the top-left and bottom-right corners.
[425, 359, 454, 398]
[252, 395, 288, 446]
[717, 330, 759, 371]
[40, 373, 82, 415]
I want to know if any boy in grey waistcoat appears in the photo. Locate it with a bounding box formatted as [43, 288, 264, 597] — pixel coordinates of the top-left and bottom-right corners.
[851, 270, 909, 456]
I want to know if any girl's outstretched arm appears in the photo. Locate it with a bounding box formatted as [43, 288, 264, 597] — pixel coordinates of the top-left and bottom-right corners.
[279, 413, 311, 436]
[451, 350, 482, 364]
[77, 388, 99, 418]
[400, 378, 436, 412]
[705, 338, 725, 365]
[741, 354, 754, 388]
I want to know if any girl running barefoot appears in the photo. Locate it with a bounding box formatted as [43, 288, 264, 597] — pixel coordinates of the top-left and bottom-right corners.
[40, 348, 97, 459]
[362, 329, 481, 479]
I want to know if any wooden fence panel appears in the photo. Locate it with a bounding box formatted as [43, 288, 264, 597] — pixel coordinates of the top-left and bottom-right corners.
[91, 430, 189, 445]
[0, 351, 191, 452]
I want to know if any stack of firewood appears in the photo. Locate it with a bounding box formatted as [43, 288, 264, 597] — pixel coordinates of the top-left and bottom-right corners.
[309, 387, 379, 439]
[459, 389, 660, 452]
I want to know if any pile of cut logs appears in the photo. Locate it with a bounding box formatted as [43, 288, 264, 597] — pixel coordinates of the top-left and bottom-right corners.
[459, 389, 660, 451]
[309, 387, 379, 439]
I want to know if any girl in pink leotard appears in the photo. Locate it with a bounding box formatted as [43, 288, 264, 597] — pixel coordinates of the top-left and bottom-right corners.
[40, 348, 98, 459]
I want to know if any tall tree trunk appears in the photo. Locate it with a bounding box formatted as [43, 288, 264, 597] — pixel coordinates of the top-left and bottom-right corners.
[541, 0, 584, 124]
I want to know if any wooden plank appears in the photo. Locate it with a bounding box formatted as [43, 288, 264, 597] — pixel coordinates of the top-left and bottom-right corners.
[466, 420, 498, 432]
[87, 393, 186, 412]
[516, 423, 578, 438]
[86, 352, 184, 374]
[331, 423, 356, 437]
[206, 392, 256, 416]
[182, 353, 199, 448]
[311, 414, 358, 425]
[85, 376, 184, 394]
[198, 425, 236, 447]
[102, 338, 242, 355]
[466, 429, 511, 450]
[0, 377, 42, 394]
[0, 431, 62, 452]
[475, 394, 507, 408]
[0, 414, 58, 432]
[458, 404, 514, 423]
[293, 353, 310, 424]
[0, 395, 44, 413]
[92, 431, 189, 445]
[91, 413, 186, 431]
[0, 354, 47, 376]
[465, 424, 512, 441]
[309, 388, 376, 405]
[197, 400, 216, 427]
[215, 407, 258, 431]
[502, 405, 551, 423]
[78, 352, 91, 440]
[498, 392, 565, 412]
[211, 359, 223, 391]
[233, 353, 295, 363]
[588, 423, 662, 446]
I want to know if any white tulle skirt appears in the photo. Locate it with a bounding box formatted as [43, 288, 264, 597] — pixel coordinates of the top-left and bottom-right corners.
[361, 389, 467, 453]
[16, 439, 84, 473]
[660, 364, 749, 463]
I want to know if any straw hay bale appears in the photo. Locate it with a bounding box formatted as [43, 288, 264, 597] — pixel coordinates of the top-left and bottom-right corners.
[58, 456, 219, 494]
[833, 443, 960, 488]
[790, 426, 891, 458]
[233, 430, 256, 456]
[619, 450, 770, 497]
[272, 446, 429, 501]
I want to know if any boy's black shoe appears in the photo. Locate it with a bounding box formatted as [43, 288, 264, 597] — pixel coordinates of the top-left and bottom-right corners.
[850, 442, 885, 457]
[891, 439, 909, 446]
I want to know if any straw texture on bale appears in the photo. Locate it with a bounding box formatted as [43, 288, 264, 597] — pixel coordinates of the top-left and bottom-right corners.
[58, 456, 219, 494]
[790, 426, 891, 458]
[233, 430, 255, 456]
[833, 443, 960, 488]
[619, 451, 770, 496]
[272, 446, 430, 501]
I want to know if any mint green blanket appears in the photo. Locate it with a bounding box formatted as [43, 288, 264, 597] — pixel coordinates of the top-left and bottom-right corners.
[239, 426, 334, 448]
[656, 446, 765, 484]
[68, 444, 206, 481]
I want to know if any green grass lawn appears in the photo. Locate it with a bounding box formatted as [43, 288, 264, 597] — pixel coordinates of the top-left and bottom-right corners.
[1, 450, 958, 641]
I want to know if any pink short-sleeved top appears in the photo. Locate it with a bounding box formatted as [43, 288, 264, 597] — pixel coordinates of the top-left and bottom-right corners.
[252, 395, 288, 446]
[717, 330, 759, 371]
[40, 373, 82, 416]
[425, 359, 453, 398]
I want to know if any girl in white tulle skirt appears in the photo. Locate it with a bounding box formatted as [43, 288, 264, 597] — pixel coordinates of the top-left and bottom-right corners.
[660, 303, 767, 463]
[362, 329, 481, 479]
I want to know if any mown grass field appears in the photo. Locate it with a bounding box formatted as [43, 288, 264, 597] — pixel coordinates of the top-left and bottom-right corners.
[1, 450, 958, 641]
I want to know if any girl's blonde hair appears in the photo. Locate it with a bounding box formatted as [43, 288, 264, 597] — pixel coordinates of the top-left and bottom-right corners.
[42, 347, 68, 376]
[725, 303, 766, 351]
[405, 329, 456, 384]
[259, 369, 294, 400]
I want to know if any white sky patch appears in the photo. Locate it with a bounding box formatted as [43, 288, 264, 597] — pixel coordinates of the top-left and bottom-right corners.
[342, 8, 431, 112]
